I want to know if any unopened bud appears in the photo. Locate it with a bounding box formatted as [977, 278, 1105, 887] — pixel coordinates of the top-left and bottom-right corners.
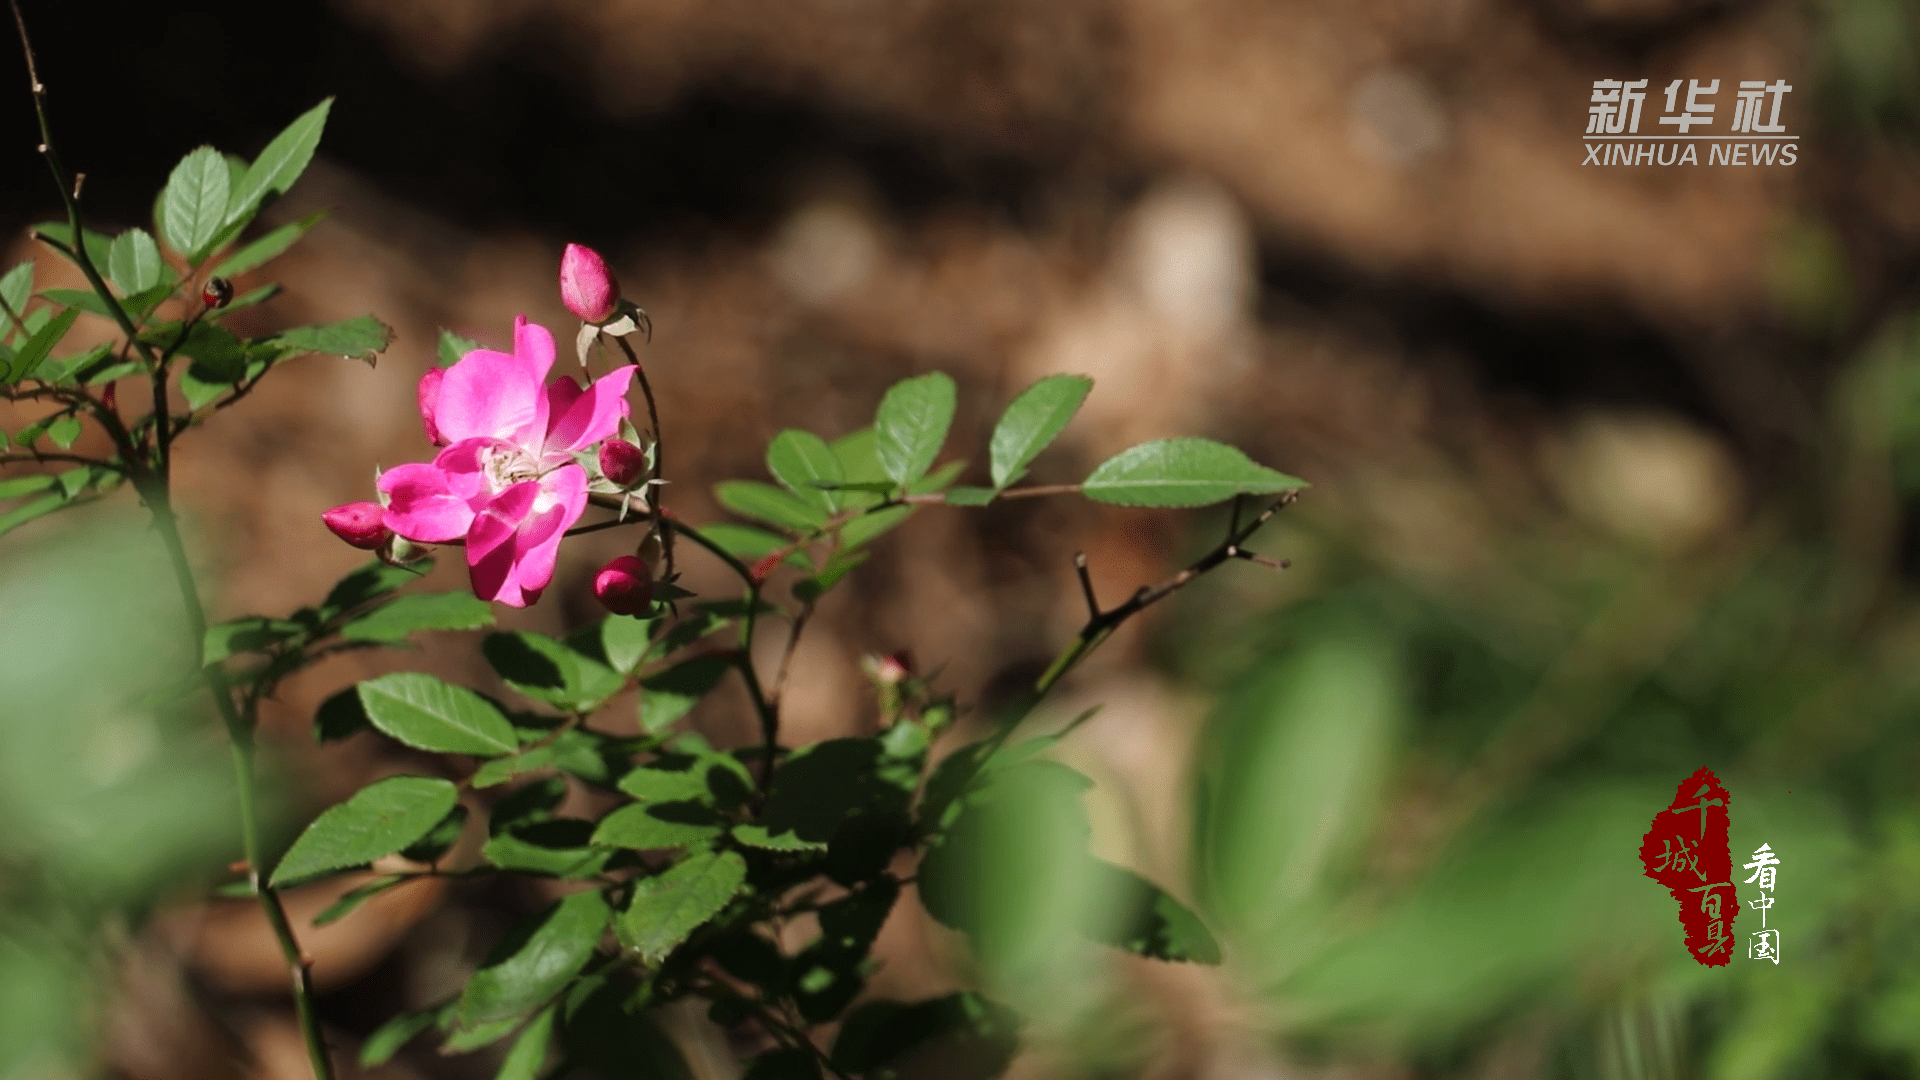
[599, 438, 646, 488]
[594, 554, 653, 615]
[417, 367, 446, 446]
[864, 651, 912, 685]
[322, 501, 391, 550]
[201, 277, 233, 309]
[560, 243, 619, 323]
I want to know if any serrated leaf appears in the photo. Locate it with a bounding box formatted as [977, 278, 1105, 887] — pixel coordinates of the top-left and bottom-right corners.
[458, 890, 611, 1026]
[1079, 860, 1221, 963]
[989, 374, 1091, 489]
[593, 802, 725, 851]
[1082, 438, 1307, 508]
[471, 747, 555, 789]
[438, 328, 482, 368]
[44, 416, 81, 449]
[483, 820, 614, 879]
[202, 616, 305, 665]
[272, 314, 394, 363]
[107, 228, 163, 295]
[496, 1006, 556, 1080]
[323, 558, 428, 613]
[7, 307, 78, 384]
[484, 631, 626, 712]
[620, 849, 747, 962]
[732, 824, 827, 852]
[313, 874, 411, 927]
[767, 429, 844, 512]
[617, 765, 713, 804]
[715, 480, 826, 532]
[224, 99, 332, 229]
[595, 614, 657, 674]
[179, 322, 247, 383]
[160, 146, 230, 260]
[638, 654, 733, 733]
[357, 672, 519, 756]
[210, 210, 326, 278]
[270, 776, 460, 886]
[443, 1016, 523, 1053]
[360, 1007, 442, 1067]
[793, 550, 868, 603]
[340, 591, 496, 643]
[874, 372, 956, 488]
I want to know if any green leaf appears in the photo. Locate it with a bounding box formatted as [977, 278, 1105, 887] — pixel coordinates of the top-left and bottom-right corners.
[617, 765, 714, 804]
[34, 222, 113, 273]
[107, 228, 163, 295]
[438, 328, 482, 368]
[340, 591, 496, 643]
[0, 262, 34, 320]
[0, 474, 56, 500]
[0, 493, 67, 537]
[484, 631, 626, 712]
[443, 1016, 523, 1053]
[224, 99, 332, 229]
[313, 874, 411, 927]
[620, 850, 748, 963]
[179, 322, 247, 383]
[471, 747, 554, 789]
[357, 672, 519, 756]
[272, 314, 394, 363]
[732, 824, 826, 852]
[593, 801, 725, 850]
[696, 522, 812, 572]
[837, 505, 912, 550]
[596, 614, 657, 674]
[270, 776, 460, 886]
[1079, 860, 1220, 963]
[400, 804, 469, 864]
[202, 616, 305, 665]
[160, 146, 231, 260]
[458, 890, 611, 1026]
[944, 485, 996, 506]
[638, 655, 733, 733]
[209, 210, 326, 278]
[323, 558, 428, 613]
[874, 371, 956, 488]
[360, 1007, 442, 1067]
[758, 739, 904, 845]
[483, 820, 614, 879]
[831, 993, 1021, 1075]
[715, 480, 827, 532]
[767, 429, 844, 512]
[496, 1006, 556, 1080]
[1081, 437, 1306, 508]
[44, 416, 81, 449]
[7, 307, 79, 384]
[990, 374, 1091, 489]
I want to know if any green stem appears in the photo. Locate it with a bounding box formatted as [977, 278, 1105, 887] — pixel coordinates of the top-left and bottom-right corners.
[141, 479, 335, 1080]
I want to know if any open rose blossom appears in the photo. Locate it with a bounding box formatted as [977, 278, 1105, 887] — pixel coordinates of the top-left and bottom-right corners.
[378, 316, 636, 607]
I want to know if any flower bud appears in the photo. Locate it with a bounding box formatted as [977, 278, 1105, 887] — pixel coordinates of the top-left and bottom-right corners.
[863, 651, 912, 686]
[201, 276, 233, 309]
[322, 501, 392, 550]
[599, 438, 646, 488]
[417, 367, 446, 446]
[594, 554, 653, 615]
[560, 243, 619, 323]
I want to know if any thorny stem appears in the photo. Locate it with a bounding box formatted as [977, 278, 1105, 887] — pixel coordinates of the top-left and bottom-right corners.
[8, 5, 334, 1077]
[611, 333, 675, 582]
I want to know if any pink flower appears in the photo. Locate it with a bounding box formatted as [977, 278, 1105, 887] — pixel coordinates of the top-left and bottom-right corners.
[322, 501, 392, 550]
[560, 243, 619, 323]
[593, 555, 653, 615]
[377, 316, 637, 607]
[599, 438, 646, 488]
[417, 367, 447, 446]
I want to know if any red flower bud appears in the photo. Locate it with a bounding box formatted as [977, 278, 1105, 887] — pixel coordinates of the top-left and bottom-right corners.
[593, 555, 653, 615]
[599, 438, 646, 488]
[417, 367, 446, 446]
[201, 276, 233, 309]
[560, 243, 619, 323]
[749, 552, 783, 584]
[322, 501, 392, 550]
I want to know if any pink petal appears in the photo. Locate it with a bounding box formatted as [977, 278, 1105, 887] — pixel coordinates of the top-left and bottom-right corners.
[433, 348, 543, 446]
[417, 368, 446, 446]
[544, 366, 634, 455]
[434, 437, 514, 511]
[513, 315, 556, 383]
[378, 463, 474, 543]
[507, 466, 589, 603]
[466, 481, 542, 606]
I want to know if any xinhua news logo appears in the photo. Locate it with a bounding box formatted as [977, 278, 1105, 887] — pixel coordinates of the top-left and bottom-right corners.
[1585, 79, 1798, 167]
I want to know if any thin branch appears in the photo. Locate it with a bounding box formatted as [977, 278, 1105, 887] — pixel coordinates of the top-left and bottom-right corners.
[770, 599, 815, 709]
[1072, 551, 1099, 619]
[610, 333, 673, 581]
[900, 483, 1081, 506]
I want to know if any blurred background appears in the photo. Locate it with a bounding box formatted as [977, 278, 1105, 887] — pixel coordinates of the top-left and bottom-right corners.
[3, 0, 1920, 1077]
